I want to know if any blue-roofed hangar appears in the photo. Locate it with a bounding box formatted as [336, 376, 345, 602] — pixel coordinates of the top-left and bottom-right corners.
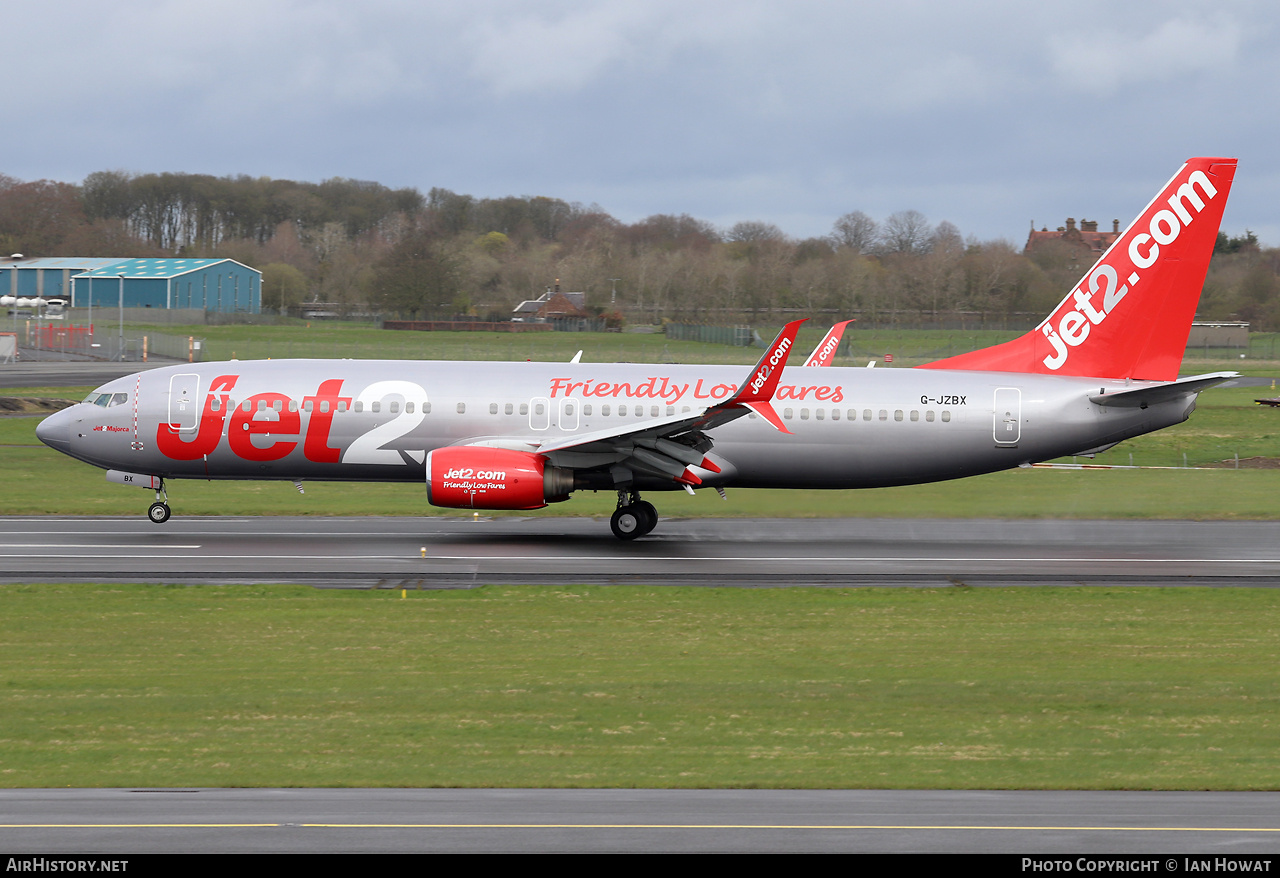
[1, 257, 261, 313]
[72, 259, 261, 313]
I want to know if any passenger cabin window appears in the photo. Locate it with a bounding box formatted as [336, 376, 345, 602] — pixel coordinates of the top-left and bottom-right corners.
[504, 403, 513, 415]
[390, 401, 400, 414]
[490, 403, 498, 415]
[457, 403, 466, 414]
[371, 401, 380, 413]
[941, 411, 951, 422]
[519, 403, 528, 416]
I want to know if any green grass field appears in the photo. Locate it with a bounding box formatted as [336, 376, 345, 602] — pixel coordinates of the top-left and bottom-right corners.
[2, 583, 1277, 789]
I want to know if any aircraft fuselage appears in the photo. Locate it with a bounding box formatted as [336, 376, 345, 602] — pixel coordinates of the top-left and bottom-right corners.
[42, 358, 1191, 491]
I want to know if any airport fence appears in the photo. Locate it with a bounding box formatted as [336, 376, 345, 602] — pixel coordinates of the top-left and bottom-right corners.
[665, 323, 755, 346]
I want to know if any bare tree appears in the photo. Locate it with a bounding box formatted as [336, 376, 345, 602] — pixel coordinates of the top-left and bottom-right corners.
[830, 210, 879, 254]
[881, 210, 933, 255]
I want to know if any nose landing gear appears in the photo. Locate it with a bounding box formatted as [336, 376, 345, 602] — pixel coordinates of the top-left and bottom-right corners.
[147, 478, 170, 524]
[610, 490, 658, 540]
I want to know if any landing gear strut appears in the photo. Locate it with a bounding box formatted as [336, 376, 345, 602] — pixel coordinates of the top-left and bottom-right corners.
[147, 478, 170, 524]
[610, 490, 658, 540]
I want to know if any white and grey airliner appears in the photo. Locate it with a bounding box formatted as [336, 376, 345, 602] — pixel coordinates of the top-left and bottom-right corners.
[37, 157, 1239, 538]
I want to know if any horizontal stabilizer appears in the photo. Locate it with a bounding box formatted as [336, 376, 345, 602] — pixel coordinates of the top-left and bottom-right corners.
[1089, 372, 1237, 408]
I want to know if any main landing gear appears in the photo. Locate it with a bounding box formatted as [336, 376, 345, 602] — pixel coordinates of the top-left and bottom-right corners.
[147, 478, 171, 524]
[610, 490, 658, 540]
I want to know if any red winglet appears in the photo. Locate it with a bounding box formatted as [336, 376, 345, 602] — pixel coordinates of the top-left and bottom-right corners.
[803, 319, 854, 367]
[725, 319, 806, 433]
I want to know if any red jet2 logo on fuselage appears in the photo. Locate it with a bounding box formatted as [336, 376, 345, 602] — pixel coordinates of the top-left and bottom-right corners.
[156, 376, 350, 463]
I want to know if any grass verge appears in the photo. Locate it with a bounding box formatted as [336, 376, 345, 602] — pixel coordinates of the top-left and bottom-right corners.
[1, 584, 1277, 789]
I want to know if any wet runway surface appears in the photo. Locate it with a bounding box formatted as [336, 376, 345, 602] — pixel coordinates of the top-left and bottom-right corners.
[2, 515, 1278, 588]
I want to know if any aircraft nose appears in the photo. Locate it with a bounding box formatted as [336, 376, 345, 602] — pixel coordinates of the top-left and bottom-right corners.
[35, 407, 75, 454]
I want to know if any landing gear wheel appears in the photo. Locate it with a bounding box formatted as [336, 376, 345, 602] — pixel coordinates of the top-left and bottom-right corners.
[610, 506, 643, 540]
[147, 501, 171, 524]
[634, 500, 658, 535]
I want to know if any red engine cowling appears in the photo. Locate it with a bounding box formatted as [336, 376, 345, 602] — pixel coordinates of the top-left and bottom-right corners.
[426, 446, 572, 510]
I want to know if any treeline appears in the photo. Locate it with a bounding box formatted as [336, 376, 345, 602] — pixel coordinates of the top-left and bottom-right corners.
[1, 171, 1277, 328]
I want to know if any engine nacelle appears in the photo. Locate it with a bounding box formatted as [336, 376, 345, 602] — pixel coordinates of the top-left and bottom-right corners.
[426, 446, 573, 510]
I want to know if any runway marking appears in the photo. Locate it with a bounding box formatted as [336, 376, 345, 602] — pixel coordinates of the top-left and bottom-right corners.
[4, 822, 1279, 833]
[0, 544, 201, 549]
[2, 554, 1279, 565]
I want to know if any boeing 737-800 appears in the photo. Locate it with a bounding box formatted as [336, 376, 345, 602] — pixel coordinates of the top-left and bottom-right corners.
[37, 157, 1238, 538]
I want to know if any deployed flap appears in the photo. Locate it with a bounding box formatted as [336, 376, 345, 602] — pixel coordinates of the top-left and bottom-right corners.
[1090, 372, 1237, 408]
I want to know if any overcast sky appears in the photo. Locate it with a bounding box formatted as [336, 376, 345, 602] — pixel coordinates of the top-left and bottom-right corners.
[6, 0, 1278, 245]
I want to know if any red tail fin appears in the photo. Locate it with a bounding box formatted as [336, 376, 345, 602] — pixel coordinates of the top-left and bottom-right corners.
[919, 157, 1237, 381]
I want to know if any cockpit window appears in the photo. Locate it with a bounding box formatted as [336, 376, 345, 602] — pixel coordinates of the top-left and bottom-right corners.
[85, 392, 129, 407]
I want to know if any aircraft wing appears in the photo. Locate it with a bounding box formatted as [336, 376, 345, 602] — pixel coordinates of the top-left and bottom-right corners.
[451, 320, 807, 486]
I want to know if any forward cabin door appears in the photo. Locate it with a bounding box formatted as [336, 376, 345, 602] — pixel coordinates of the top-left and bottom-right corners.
[168, 373, 201, 432]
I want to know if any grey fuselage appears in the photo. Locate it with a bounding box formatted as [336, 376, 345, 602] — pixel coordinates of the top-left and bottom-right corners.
[37, 359, 1196, 494]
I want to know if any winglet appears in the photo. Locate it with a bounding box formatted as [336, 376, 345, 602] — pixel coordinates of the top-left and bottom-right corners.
[803, 320, 854, 367]
[725, 319, 806, 433]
